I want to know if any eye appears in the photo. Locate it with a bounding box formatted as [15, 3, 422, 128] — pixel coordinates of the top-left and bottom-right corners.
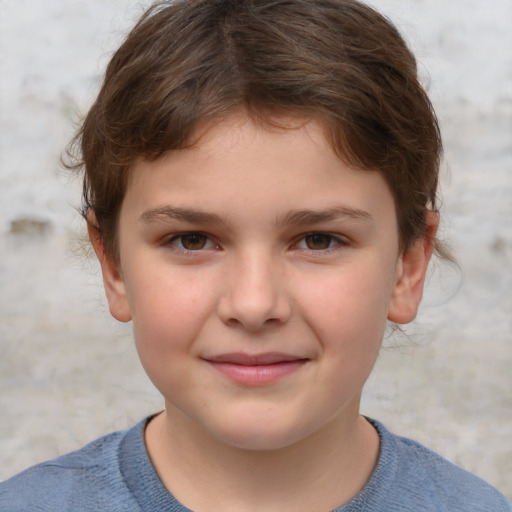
[168, 233, 215, 251]
[295, 233, 345, 251]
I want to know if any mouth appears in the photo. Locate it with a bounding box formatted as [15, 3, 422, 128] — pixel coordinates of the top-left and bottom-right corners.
[202, 352, 310, 386]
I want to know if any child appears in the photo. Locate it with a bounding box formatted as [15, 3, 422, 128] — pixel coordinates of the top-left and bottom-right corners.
[1, 0, 509, 510]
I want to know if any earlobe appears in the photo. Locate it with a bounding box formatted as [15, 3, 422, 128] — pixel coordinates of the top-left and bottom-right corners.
[387, 212, 439, 324]
[87, 212, 132, 323]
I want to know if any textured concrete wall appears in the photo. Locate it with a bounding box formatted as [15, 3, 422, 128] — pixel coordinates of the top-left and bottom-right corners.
[1, 0, 511, 498]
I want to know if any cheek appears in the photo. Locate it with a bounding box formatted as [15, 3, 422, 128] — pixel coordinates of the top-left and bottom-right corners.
[298, 262, 395, 352]
[125, 269, 218, 363]
[127, 274, 219, 399]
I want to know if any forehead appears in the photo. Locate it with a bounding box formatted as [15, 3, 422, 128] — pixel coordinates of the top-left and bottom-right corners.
[122, 114, 397, 231]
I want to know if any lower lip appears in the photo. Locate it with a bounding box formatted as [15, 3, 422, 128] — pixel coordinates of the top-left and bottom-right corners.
[206, 360, 308, 386]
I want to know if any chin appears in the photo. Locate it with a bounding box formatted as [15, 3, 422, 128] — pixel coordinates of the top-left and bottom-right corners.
[207, 415, 313, 452]
[217, 432, 299, 452]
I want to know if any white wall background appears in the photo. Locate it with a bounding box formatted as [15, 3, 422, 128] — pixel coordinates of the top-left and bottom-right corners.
[0, 0, 511, 498]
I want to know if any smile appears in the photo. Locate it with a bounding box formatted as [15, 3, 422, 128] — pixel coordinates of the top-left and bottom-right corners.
[203, 353, 310, 386]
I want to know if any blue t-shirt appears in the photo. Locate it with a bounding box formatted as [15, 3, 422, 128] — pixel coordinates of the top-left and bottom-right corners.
[1, 417, 509, 511]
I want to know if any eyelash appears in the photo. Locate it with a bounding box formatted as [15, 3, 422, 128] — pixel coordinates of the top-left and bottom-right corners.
[163, 231, 348, 254]
[164, 232, 218, 253]
[293, 232, 348, 252]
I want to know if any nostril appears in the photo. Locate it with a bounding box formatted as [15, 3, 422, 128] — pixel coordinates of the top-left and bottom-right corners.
[217, 293, 292, 331]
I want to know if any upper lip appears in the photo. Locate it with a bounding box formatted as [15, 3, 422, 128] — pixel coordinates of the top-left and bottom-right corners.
[204, 352, 308, 365]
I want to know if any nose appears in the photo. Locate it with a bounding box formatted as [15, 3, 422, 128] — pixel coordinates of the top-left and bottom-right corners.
[217, 249, 292, 331]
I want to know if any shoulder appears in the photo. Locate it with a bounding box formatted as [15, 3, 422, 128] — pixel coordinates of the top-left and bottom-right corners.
[0, 420, 147, 512]
[360, 419, 510, 512]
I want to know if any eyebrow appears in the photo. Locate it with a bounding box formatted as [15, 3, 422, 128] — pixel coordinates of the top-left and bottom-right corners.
[277, 206, 374, 226]
[140, 205, 374, 227]
[140, 206, 225, 225]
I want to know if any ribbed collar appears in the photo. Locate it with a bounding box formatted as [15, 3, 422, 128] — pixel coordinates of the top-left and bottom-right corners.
[118, 416, 397, 512]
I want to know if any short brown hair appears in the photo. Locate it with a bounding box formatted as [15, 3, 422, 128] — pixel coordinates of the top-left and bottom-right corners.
[66, 0, 443, 261]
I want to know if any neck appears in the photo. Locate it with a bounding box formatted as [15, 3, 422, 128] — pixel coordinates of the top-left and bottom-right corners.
[145, 402, 379, 512]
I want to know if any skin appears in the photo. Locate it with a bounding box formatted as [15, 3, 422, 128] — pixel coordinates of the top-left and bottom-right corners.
[90, 114, 437, 511]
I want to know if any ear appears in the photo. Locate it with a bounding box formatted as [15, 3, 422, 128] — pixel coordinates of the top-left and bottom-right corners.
[87, 212, 132, 323]
[387, 212, 439, 324]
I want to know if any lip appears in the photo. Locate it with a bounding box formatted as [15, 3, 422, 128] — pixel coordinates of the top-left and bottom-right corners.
[203, 352, 309, 386]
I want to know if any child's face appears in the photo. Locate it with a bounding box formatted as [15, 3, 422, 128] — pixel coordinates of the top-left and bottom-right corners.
[96, 114, 431, 450]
